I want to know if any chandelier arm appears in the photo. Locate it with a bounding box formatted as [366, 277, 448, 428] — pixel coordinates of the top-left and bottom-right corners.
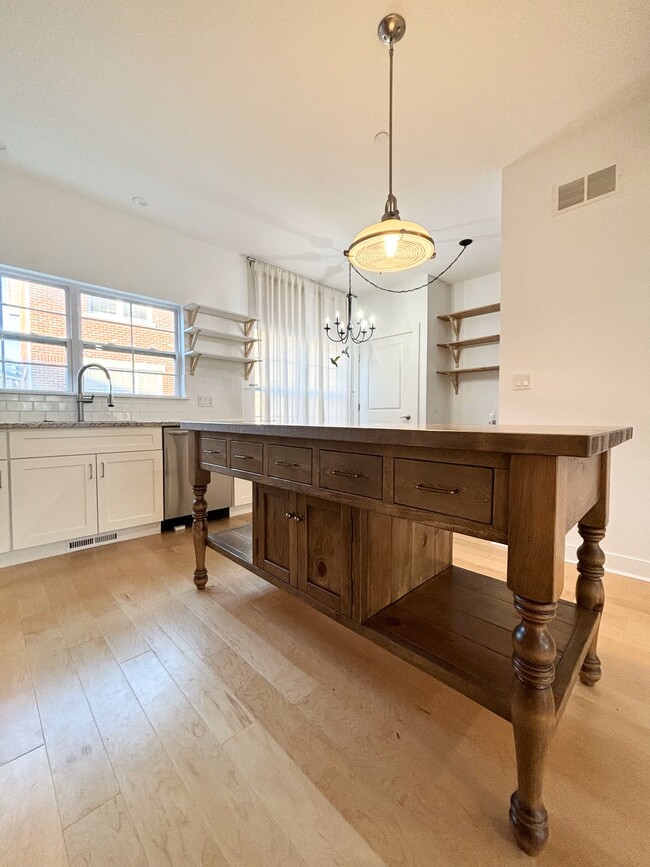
[349, 242, 470, 294]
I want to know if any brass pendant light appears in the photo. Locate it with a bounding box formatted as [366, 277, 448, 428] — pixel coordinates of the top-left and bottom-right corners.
[345, 14, 435, 273]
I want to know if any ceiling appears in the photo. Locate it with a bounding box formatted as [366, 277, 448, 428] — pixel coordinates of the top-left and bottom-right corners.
[1, 1, 649, 290]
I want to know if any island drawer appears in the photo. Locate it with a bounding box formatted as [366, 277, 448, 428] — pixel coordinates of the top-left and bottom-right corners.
[230, 440, 264, 474]
[394, 458, 493, 523]
[268, 444, 313, 484]
[319, 450, 383, 500]
[201, 436, 228, 468]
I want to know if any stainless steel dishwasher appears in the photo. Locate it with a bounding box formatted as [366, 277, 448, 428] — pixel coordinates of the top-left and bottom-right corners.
[163, 427, 232, 524]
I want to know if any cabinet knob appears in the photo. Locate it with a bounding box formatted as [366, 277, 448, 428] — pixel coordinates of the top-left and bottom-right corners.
[285, 512, 294, 519]
[292, 515, 302, 522]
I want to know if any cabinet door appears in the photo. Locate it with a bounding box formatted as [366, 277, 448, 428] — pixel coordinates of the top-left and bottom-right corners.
[254, 484, 296, 584]
[0, 460, 11, 553]
[296, 495, 352, 616]
[11, 455, 98, 550]
[97, 449, 163, 532]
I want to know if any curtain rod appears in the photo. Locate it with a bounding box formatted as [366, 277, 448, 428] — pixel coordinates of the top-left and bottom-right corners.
[245, 255, 345, 295]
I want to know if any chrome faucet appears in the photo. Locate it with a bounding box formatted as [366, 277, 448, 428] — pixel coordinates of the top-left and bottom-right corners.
[76, 363, 115, 422]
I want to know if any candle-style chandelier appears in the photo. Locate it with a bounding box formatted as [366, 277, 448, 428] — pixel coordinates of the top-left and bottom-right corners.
[324, 263, 375, 346]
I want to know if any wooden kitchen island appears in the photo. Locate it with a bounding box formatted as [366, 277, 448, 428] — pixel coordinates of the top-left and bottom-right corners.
[182, 421, 632, 856]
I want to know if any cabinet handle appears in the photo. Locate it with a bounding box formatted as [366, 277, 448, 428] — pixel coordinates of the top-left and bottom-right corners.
[400, 414, 411, 421]
[100, 462, 105, 479]
[329, 469, 364, 479]
[285, 512, 295, 520]
[415, 483, 460, 495]
[233, 454, 252, 460]
[89, 463, 93, 480]
[292, 515, 302, 522]
[204, 449, 223, 455]
[275, 460, 299, 468]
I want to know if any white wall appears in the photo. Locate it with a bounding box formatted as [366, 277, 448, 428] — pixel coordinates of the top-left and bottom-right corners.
[0, 168, 251, 423]
[500, 95, 650, 580]
[426, 280, 452, 424]
[448, 272, 500, 425]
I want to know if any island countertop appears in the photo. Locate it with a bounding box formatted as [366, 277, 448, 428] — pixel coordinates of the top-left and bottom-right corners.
[180, 421, 632, 457]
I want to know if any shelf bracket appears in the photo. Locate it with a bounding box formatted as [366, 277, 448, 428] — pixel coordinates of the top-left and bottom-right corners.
[189, 331, 199, 351]
[451, 347, 461, 367]
[450, 372, 460, 395]
[244, 361, 255, 381]
[189, 354, 201, 375]
[450, 316, 461, 340]
[244, 319, 255, 337]
[187, 306, 199, 327]
[244, 340, 255, 358]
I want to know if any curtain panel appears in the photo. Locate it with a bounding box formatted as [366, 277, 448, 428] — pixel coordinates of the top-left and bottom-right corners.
[251, 261, 351, 425]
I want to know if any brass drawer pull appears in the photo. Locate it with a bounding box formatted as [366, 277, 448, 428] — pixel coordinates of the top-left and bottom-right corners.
[329, 469, 364, 479]
[275, 460, 299, 468]
[233, 454, 252, 460]
[415, 483, 460, 495]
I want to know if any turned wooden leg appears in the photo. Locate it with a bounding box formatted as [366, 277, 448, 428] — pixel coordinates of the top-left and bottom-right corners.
[192, 483, 209, 589]
[510, 595, 557, 856]
[576, 523, 606, 685]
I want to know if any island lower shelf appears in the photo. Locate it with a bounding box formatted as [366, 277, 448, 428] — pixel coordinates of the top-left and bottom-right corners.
[206, 523, 599, 724]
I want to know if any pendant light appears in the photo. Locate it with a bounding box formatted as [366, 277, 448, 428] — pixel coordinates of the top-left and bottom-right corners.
[345, 14, 435, 273]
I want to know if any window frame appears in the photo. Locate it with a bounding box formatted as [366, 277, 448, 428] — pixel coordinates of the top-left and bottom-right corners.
[0, 263, 184, 398]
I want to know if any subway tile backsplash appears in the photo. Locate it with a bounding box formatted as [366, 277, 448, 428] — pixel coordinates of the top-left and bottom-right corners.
[0, 364, 252, 424]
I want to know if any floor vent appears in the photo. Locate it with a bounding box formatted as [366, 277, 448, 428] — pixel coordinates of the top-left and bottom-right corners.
[67, 531, 118, 551]
[556, 164, 617, 213]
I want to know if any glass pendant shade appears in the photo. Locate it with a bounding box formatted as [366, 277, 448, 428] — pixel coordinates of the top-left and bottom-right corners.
[346, 218, 436, 273]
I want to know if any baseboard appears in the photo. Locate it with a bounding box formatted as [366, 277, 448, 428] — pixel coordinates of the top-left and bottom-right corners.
[565, 543, 650, 583]
[0, 522, 161, 568]
[230, 503, 253, 517]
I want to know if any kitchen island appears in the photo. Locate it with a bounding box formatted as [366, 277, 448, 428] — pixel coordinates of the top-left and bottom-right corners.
[182, 421, 632, 855]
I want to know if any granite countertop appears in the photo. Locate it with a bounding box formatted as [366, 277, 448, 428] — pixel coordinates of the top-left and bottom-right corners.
[0, 421, 181, 430]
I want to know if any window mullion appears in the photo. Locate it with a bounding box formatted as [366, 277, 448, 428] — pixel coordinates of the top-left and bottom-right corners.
[69, 285, 82, 391]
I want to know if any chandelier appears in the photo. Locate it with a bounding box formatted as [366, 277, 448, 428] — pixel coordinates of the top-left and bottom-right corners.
[345, 14, 435, 273]
[324, 264, 375, 346]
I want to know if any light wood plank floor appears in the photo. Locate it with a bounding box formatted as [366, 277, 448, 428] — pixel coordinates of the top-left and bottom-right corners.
[1, 516, 649, 866]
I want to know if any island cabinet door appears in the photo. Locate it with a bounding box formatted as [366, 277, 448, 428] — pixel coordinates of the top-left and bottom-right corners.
[254, 484, 297, 584]
[296, 495, 352, 616]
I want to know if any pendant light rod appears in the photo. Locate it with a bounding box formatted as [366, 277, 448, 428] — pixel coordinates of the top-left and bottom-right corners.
[378, 13, 405, 221]
[388, 40, 394, 203]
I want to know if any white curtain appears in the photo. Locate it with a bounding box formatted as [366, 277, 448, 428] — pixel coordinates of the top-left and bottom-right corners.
[251, 260, 351, 425]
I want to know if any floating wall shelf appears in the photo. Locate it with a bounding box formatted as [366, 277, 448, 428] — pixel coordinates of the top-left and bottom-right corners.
[184, 304, 260, 379]
[437, 303, 500, 393]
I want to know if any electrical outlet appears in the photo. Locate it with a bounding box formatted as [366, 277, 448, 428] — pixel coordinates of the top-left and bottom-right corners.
[197, 394, 215, 407]
[512, 373, 532, 391]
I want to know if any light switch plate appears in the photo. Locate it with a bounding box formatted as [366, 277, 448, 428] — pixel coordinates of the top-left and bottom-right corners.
[512, 373, 531, 390]
[198, 394, 215, 407]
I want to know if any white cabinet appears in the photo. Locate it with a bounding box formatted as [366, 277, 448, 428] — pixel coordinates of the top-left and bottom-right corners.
[10, 455, 98, 550]
[0, 460, 11, 553]
[233, 477, 253, 508]
[7, 427, 164, 555]
[97, 450, 163, 532]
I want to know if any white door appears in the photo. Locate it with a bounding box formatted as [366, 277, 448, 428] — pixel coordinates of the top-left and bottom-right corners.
[97, 449, 163, 532]
[11, 455, 98, 550]
[0, 460, 11, 553]
[358, 329, 419, 425]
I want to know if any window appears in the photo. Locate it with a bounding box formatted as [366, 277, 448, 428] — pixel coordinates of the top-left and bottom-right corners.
[0, 277, 70, 391]
[0, 267, 181, 396]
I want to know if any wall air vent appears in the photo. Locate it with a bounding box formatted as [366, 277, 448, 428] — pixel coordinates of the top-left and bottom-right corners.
[67, 531, 118, 551]
[556, 165, 617, 214]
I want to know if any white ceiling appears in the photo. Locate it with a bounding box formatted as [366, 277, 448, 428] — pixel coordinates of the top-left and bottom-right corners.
[1, 1, 649, 289]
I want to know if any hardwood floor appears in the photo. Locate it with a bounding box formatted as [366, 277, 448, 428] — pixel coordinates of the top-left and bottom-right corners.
[1, 516, 649, 866]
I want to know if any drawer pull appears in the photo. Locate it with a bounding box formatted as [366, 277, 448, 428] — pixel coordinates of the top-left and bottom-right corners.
[233, 454, 252, 460]
[204, 449, 223, 456]
[275, 460, 299, 468]
[415, 483, 460, 495]
[329, 469, 365, 479]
